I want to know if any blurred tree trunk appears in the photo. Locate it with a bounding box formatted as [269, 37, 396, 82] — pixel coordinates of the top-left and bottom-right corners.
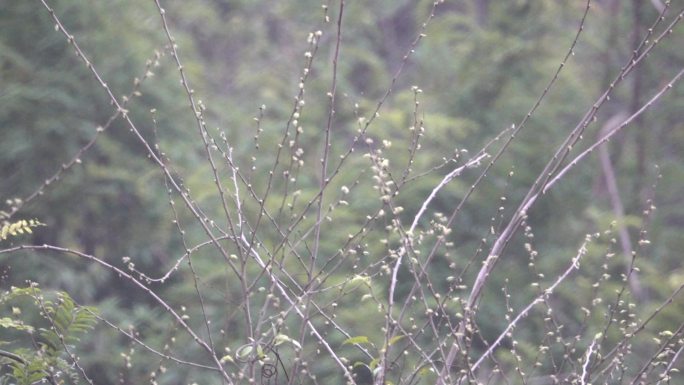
[592, 0, 622, 198]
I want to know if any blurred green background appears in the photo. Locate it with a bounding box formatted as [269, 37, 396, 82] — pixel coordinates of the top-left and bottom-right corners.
[1, 1, 683, 384]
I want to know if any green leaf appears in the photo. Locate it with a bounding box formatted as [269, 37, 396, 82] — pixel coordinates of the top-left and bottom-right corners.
[369, 358, 380, 371]
[273, 333, 301, 349]
[388, 335, 405, 346]
[38, 292, 97, 353]
[236, 345, 253, 359]
[0, 317, 34, 332]
[220, 355, 234, 364]
[342, 336, 371, 346]
[418, 366, 434, 376]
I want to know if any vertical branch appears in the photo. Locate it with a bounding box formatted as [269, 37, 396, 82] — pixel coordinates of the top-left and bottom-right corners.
[312, 0, 345, 272]
[290, 3, 346, 383]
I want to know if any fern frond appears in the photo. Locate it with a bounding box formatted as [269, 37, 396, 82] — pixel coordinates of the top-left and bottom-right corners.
[39, 292, 98, 352]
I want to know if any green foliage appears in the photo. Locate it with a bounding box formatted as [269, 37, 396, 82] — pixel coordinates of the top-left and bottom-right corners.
[0, 219, 44, 241]
[342, 335, 372, 346]
[1, 0, 683, 384]
[3, 355, 48, 385]
[0, 286, 98, 385]
[39, 292, 98, 353]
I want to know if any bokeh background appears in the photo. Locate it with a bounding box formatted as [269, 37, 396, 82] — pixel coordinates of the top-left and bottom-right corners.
[1, 1, 683, 384]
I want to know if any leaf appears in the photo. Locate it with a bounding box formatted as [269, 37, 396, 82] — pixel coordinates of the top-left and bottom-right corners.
[342, 336, 371, 346]
[388, 335, 405, 346]
[418, 366, 434, 376]
[236, 345, 253, 359]
[0, 317, 34, 332]
[273, 333, 301, 349]
[369, 358, 380, 370]
[349, 274, 371, 287]
[273, 333, 290, 346]
[39, 292, 97, 353]
[220, 355, 234, 364]
[0, 219, 44, 241]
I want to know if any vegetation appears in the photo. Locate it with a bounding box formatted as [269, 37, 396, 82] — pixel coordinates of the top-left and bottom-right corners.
[1, 0, 683, 384]
[1, 286, 97, 385]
